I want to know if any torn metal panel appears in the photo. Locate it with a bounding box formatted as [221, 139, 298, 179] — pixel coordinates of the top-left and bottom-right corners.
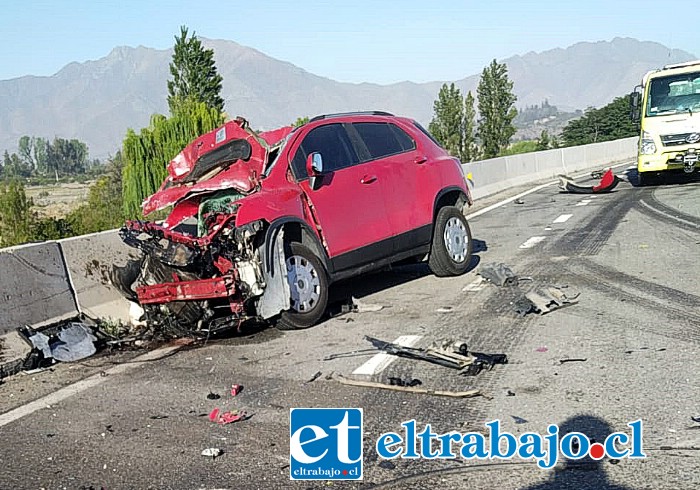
[478, 262, 518, 286]
[521, 286, 580, 315]
[364, 336, 473, 370]
[256, 229, 291, 319]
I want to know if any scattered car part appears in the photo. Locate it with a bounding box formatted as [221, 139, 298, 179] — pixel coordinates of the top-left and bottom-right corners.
[478, 262, 518, 287]
[201, 448, 223, 458]
[463, 351, 509, 376]
[230, 384, 242, 396]
[558, 168, 621, 194]
[206, 392, 221, 400]
[335, 375, 481, 398]
[364, 336, 473, 370]
[559, 358, 588, 364]
[511, 415, 529, 424]
[209, 408, 246, 425]
[516, 286, 580, 316]
[305, 371, 322, 384]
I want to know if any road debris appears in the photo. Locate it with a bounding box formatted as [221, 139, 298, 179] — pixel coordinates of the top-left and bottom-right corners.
[463, 351, 509, 376]
[436, 306, 454, 313]
[342, 296, 385, 314]
[323, 348, 377, 361]
[516, 286, 580, 316]
[559, 358, 587, 364]
[512, 415, 529, 424]
[378, 460, 397, 470]
[365, 336, 473, 370]
[535, 346, 549, 353]
[21, 322, 99, 366]
[305, 371, 322, 384]
[388, 377, 422, 387]
[335, 375, 481, 398]
[514, 198, 525, 205]
[691, 416, 700, 424]
[207, 392, 221, 400]
[230, 384, 242, 396]
[558, 168, 621, 194]
[209, 408, 247, 425]
[478, 262, 519, 287]
[201, 448, 223, 458]
[506, 390, 516, 396]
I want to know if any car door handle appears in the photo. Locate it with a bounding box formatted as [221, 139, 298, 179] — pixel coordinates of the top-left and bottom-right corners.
[414, 155, 428, 165]
[361, 175, 378, 184]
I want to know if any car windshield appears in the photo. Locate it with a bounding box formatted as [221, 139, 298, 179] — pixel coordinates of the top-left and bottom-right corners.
[646, 71, 700, 117]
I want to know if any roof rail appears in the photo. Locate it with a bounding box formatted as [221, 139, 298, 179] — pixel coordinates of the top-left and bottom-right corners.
[308, 111, 394, 123]
[662, 60, 700, 70]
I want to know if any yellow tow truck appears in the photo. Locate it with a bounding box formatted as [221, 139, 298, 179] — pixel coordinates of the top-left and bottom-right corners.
[631, 60, 700, 185]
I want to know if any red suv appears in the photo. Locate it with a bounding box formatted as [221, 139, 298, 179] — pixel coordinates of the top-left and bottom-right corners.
[115, 112, 473, 334]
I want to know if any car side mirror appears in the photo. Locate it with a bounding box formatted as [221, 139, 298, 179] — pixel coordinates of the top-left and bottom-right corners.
[630, 91, 641, 123]
[306, 153, 324, 189]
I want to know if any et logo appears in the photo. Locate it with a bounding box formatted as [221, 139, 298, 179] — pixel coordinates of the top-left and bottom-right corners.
[289, 408, 363, 480]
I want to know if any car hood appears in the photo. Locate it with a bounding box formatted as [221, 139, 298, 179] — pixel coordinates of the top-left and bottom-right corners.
[142, 118, 293, 215]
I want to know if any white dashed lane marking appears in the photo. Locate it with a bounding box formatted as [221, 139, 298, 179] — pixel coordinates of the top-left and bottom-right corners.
[552, 214, 573, 224]
[519, 236, 546, 249]
[352, 335, 422, 376]
[576, 199, 592, 207]
[462, 277, 486, 292]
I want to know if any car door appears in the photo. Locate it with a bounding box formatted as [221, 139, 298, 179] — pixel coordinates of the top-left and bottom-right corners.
[291, 123, 392, 271]
[348, 122, 435, 252]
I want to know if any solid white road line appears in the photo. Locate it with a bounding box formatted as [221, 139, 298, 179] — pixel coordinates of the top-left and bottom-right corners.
[519, 236, 547, 249]
[465, 183, 555, 219]
[352, 335, 422, 376]
[0, 345, 182, 428]
[552, 214, 573, 224]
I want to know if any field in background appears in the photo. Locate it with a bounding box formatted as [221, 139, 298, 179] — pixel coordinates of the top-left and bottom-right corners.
[25, 182, 92, 219]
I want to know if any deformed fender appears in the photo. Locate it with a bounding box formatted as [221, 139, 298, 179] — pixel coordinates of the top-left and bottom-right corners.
[262, 217, 331, 275]
[433, 186, 471, 219]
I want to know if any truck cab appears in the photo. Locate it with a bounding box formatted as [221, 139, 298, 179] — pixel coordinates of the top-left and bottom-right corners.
[630, 60, 700, 185]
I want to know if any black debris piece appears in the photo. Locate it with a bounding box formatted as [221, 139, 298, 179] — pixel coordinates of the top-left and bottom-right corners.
[514, 198, 525, 205]
[559, 358, 587, 364]
[149, 415, 168, 420]
[463, 351, 509, 376]
[691, 416, 700, 424]
[305, 371, 322, 384]
[388, 377, 422, 387]
[207, 392, 221, 400]
[512, 415, 529, 425]
[479, 262, 519, 287]
[378, 460, 397, 470]
[514, 297, 536, 317]
[506, 390, 516, 397]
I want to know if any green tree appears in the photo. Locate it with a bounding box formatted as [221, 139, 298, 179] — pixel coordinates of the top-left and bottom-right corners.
[561, 95, 638, 146]
[429, 83, 465, 159]
[122, 100, 224, 218]
[477, 59, 518, 159]
[292, 116, 310, 127]
[536, 130, 552, 151]
[67, 152, 125, 235]
[0, 180, 33, 247]
[499, 140, 539, 156]
[463, 91, 478, 162]
[167, 26, 224, 114]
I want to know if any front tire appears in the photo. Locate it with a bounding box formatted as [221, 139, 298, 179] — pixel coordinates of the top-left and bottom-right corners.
[275, 243, 329, 330]
[428, 206, 473, 277]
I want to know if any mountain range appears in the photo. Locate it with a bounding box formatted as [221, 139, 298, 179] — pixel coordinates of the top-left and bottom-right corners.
[0, 37, 695, 158]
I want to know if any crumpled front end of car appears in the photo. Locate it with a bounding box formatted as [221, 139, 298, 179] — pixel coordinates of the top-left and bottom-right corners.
[112, 119, 293, 336]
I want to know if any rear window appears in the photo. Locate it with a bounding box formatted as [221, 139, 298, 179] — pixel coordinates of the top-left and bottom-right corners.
[413, 121, 442, 148]
[353, 122, 415, 160]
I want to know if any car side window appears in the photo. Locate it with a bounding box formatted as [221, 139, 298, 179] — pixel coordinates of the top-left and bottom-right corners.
[352, 122, 416, 161]
[290, 123, 360, 179]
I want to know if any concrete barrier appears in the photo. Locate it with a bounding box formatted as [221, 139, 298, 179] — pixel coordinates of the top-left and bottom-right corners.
[0, 242, 78, 336]
[59, 229, 140, 326]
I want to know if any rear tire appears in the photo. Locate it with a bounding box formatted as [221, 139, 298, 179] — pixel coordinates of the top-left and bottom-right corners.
[275, 243, 329, 330]
[428, 206, 473, 277]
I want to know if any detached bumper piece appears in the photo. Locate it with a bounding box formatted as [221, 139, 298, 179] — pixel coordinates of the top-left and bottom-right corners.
[558, 168, 621, 194]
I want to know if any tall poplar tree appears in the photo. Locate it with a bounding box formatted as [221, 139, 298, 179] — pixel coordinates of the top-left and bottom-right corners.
[477, 60, 518, 158]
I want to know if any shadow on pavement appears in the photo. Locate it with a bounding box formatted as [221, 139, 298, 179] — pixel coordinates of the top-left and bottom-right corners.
[522, 414, 634, 490]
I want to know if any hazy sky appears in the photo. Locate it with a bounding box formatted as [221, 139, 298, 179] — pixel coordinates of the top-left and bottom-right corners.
[1, 0, 697, 83]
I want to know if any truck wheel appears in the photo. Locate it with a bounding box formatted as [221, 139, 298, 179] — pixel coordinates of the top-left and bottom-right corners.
[276, 243, 329, 330]
[428, 206, 473, 277]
